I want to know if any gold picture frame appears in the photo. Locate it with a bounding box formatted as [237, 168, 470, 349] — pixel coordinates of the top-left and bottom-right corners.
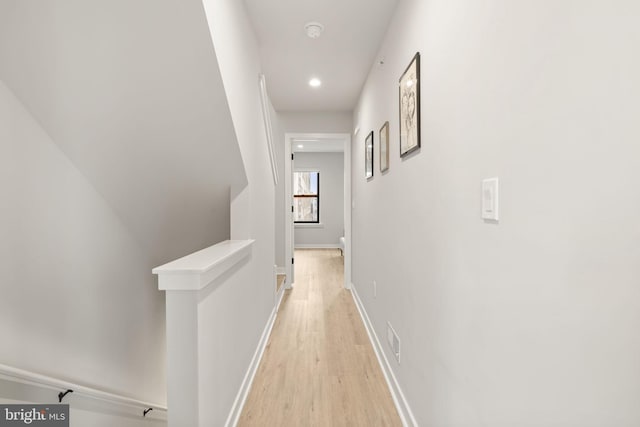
[379, 121, 389, 172]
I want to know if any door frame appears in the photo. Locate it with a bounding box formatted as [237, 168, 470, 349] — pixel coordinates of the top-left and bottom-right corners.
[284, 132, 352, 290]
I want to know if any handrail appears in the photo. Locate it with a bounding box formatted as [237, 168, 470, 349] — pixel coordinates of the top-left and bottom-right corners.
[0, 363, 167, 417]
[153, 239, 255, 291]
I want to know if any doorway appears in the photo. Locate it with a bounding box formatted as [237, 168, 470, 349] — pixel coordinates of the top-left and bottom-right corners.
[284, 133, 351, 290]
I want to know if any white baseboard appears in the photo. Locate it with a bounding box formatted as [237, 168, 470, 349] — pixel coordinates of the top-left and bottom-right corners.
[350, 284, 418, 427]
[294, 244, 341, 249]
[225, 288, 284, 427]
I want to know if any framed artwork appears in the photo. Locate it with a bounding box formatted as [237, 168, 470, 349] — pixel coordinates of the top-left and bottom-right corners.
[379, 121, 389, 172]
[399, 52, 420, 157]
[365, 131, 374, 179]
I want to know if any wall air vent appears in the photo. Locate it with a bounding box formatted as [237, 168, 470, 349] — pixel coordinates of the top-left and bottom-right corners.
[387, 322, 401, 364]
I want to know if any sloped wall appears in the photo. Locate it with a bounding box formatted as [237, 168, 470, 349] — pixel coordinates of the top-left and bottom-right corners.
[0, 0, 249, 417]
[0, 0, 247, 265]
[353, 0, 640, 425]
[0, 79, 166, 409]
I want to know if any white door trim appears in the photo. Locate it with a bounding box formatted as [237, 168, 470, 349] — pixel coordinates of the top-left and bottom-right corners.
[284, 133, 352, 290]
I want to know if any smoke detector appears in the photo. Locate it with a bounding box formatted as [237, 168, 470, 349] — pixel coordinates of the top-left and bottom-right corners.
[305, 22, 324, 39]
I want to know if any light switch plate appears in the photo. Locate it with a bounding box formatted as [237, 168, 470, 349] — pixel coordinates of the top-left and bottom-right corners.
[482, 177, 499, 221]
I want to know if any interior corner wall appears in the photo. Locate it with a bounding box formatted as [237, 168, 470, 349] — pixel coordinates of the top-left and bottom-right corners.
[200, 0, 277, 425]
[352, 0, 640, 425]
[294, 152, 344, 247]
[0, 80, 166, 410]
[272, 107, 286, 268]
[274, 112, 352, 266]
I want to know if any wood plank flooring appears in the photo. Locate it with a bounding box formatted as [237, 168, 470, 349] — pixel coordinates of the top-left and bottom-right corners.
[238, 249, 401, 427]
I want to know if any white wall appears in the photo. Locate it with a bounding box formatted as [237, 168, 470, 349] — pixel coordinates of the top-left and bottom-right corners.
[0, 0, 247, 266]
[278, 112, 353, 134]
[0, 2, 254, 423]
[274, 112, 352, 266]
[353, 0, 640, 425]
[0, 79, 166, 419]
[200, 0, 277, 425]
[294, 152, 344, 247]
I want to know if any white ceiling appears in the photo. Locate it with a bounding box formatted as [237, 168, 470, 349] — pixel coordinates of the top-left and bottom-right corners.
[244, 0, 399, 112]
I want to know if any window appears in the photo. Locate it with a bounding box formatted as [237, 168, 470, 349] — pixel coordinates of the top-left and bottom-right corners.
[294, 171, 319, 223]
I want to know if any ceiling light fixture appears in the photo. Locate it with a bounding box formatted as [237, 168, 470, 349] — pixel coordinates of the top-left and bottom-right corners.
[297, 144, 304, 149]
[309, 78, 322, 88]
[304, 22, 324, 39]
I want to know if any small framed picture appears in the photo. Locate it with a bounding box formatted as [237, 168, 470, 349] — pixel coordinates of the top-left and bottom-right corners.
[399, 52, 420, 157]
[365, 131, 374, 179]
[379, 121, 389, 172]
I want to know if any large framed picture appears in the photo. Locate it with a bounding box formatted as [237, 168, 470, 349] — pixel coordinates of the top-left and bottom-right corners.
[399, 52, 420, 157]
[379, 121, 389, 172]
[365, 131, 374, 179]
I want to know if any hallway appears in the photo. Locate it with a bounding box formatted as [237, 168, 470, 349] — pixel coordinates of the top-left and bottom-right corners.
[238, 249, 401, 426]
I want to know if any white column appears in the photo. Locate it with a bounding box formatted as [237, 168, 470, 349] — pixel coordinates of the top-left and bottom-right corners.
[165, 291, 199, 427]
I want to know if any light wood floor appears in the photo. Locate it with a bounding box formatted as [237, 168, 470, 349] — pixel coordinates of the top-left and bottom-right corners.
[238, 249, 402, 427]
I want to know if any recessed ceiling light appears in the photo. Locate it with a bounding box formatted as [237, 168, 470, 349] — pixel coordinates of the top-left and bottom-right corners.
[297, 144, 304, 149]
[309, 78, 322, 88]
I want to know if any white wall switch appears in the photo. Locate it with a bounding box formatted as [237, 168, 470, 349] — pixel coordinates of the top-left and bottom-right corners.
[482, 177, 499, 221]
